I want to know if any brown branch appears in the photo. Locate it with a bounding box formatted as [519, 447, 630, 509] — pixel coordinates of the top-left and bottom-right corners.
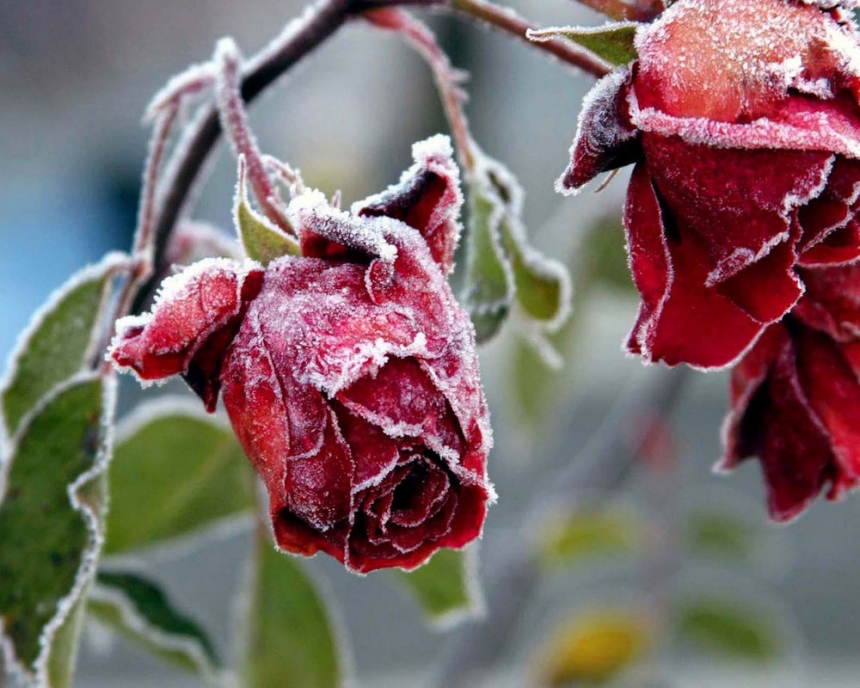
[451, 0, 611, 78]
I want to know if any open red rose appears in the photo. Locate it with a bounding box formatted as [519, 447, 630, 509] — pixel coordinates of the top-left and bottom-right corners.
[720, 262, 860, 521]
[560, 0, 860, 369]
[110, 136, 494, 573]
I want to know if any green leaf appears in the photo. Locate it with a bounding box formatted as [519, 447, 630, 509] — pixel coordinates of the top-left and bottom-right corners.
[88, 570, 220, 679]
[463, 180, 512, 343]
[0, 375, 114, 684]
[395, 548, 481, 625]
[675, 599, 779, 661]
[540, 510, 641, 568]
[527, 23, 640, 67]
[687, 511, 756, 562]
[234, 157, 299, 265]
[1, 253, 125, 436]
[242, 532, 346, 688]
[463, 156, 571, 345]
[105, 399, 255, 554]
[579, 216, 635, 294]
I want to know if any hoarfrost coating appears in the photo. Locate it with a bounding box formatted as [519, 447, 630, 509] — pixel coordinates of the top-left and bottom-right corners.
[110, 136, 494, 574]
[559, 0, 860, 370]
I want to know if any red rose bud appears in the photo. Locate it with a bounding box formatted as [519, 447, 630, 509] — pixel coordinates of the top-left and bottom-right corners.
[560, 0, 860, 369]
[719, 262, 860, 521]
[110, 136, 495, 573]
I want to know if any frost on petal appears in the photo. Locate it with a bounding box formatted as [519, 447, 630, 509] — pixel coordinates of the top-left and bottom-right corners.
[736, 330, 833, 522]
[290, 190, 397, 264]
[798, 219, 860, 267]
[633, 0, 852, 122]
[793, 324, 860, 499]
[336, 357, 465, 461]
[557, 66, 640, 193]
[719, 323, 789, 472]
[624, 164, 781, 369]
[271, 411, 354, 561]
[355, 134, 464, 275]
[109, 259, 264, 410]
[642, 133, 833, 284]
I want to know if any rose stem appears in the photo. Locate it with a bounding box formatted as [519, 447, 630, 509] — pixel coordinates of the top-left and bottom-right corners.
[214, 38, 296, 236]
[365, 8, 478, 172]
[450, 0, 611, 78]
[130, 0, 353, 313]
[570, 0, 665, 22]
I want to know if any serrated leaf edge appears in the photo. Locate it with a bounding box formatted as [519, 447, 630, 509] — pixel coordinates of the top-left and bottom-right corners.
[0, 372, 117, 687]
[0, 252, 129, 458]
[88, 573, 224, 684]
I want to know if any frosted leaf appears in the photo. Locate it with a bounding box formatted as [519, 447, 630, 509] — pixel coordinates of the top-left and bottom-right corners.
[0, 374, 115, 686]
[87, 570, 222, 680]
[527, 22, 639, 67]
[394, 545, 484, 628]
[465, 152, 572, 349]
[105, 397, 255, 554]
[1, 251, 127, 449]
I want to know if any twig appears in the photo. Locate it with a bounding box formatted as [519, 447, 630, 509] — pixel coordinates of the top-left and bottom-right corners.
[365, 8, 477, 171]
[131, 0, 355, 312]
[573, 0, 665, 22]
[451, 0, 611, 78]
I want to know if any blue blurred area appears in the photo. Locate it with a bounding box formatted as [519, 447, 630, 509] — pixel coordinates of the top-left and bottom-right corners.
[0, 169, 136, 361]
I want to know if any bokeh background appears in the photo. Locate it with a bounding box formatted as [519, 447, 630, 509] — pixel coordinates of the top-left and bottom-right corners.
[2, 1, 860, 686]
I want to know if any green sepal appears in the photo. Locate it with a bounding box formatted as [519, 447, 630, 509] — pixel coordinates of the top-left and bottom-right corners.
[527, 23, 640, 67]
[234, 157, 300, 265]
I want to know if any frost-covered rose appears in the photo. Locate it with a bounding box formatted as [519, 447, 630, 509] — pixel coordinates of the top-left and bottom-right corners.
[560, 0, 860, 369]
[720, 262, 860, 521]
[110, 137, 494, 573]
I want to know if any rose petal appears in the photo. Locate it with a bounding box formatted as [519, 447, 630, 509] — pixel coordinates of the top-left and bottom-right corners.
[643, 133, 833, 283]
[795, 262, 860, 339]
[356, 135, 463, 275]
[793, 325, 860, 499]
[110, 259, 263, 409]
[624, 163, 776, 369]
[337, 357, 465, 458]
